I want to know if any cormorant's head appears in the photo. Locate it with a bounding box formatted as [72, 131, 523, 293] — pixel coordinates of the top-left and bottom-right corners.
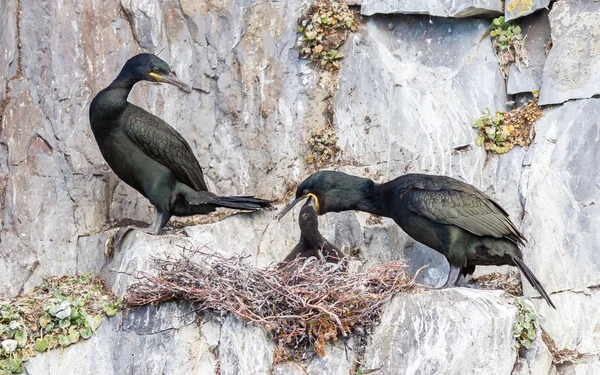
[278, 170, 372, 220]
[118, 53, 192, 93]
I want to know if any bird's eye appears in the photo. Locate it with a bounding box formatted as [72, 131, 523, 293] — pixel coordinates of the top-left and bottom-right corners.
[152, 67, 161, 74]
[303, 189, 309, 195]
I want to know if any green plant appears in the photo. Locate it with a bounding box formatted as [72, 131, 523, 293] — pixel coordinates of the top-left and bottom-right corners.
[306, 126, 340, 167]
[490, 16, 522, 51]
[472, 110, 513, 154]
[513, 298, 536, 350]
[297, 0, 357, 72]
[0, 273, 121, 374]
[489, 16, 528, 78]
[472, 98, 541, 154]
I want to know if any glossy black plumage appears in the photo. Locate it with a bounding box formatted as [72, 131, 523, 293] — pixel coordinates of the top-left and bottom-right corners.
[89, 54, 270, 255]
[281, 197, 345, 267]
[280, 170, 555, 308]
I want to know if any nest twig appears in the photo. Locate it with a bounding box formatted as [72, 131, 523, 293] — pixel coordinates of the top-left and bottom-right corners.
[125, 250, 415, 357]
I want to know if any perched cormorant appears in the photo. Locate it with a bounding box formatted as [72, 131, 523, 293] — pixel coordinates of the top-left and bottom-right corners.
[279, 170, 555, 308]
[89, 54, 270, 256]
[280, 196, 345, 267]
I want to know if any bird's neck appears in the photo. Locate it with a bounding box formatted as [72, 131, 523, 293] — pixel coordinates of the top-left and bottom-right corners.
[352, 183, 390, 217]
[105, 75, 139, 102]
[90, 76, 140, 125]
[329, 177, 389, 217]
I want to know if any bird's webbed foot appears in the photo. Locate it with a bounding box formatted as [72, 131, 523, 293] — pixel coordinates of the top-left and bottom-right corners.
[104, 209, 172, 258]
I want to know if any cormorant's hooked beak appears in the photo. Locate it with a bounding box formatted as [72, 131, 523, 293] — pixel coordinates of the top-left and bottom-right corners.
[277, 193, 320, 221]
[149, 71, 192, 93]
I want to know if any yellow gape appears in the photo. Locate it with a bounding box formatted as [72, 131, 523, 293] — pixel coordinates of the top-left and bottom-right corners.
[306, 193, 320, 214]
[149, 72, 162, 81]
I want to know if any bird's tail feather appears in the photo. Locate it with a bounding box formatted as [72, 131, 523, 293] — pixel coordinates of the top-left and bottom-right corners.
[210, 195, 271, 210]
[512, 256, 556, 309]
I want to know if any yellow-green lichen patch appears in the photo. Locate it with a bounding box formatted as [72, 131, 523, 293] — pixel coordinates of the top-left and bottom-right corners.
[505, 0, 534, 18]
[490, 16, 528, 78]
[473, 98, 542, 154]
[297, 0, 357, 73]
[0, 273, 121, 374]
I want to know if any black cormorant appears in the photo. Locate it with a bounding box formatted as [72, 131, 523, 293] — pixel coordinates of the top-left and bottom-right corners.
[280, 196, 345, 268]
[279, 170, 555, 308]
[89, 54, 270, 256]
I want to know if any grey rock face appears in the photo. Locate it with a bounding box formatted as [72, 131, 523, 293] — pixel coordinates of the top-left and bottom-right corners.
[507, 9, 551, 95]
[25, 304, 214, 375]
[521, 99, 600, 296]
[505, 0, 551, 21]
[361, 0, 503, 18]
[539, 1, 600, 105]
[3, 0, 600, 373]
[363, 288, 517, 374]
[335, 15, 507, 182]
[0, 0, 330, 298]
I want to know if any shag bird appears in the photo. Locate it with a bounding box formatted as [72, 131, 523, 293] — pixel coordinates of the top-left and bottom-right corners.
[279, 170, 555, 308]
[280, 196, 345, 268]
[89, 53, 270, 256]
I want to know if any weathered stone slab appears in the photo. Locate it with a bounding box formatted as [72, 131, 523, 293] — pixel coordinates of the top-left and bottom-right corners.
[361, 0, 503, 18]
[363, 288, 517, 374]
[335, 15, 507, 183]
[521, 99, 600, 296]
[538, 0, 600, 105]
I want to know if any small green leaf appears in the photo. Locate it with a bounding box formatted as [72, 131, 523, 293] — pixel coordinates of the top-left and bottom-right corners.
[68, 326, 80, 344]
[79, 327, 92, 340]
[103, 305, 118, 317]
[15, 330, 27, 348]
[58, 318, 71, 329]
[88, 315, 102, 332]
[513, 26, 521, 35]
[475, 136, 485, 147]
[34, 338, 49, 353]
[58, 334, 71, 347]
[39, 315, 52, 329]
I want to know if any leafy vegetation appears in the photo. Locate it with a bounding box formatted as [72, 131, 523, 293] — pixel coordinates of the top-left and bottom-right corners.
[490, 16, 528, 78]
[0, 273, 121, 374]
[513, 298, 536, 350]
[297, 0, 357, 72]
[473, 98, 542, 154]
[306, 126, 340, 167]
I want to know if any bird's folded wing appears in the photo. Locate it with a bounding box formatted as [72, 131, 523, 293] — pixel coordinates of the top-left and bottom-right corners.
[403, 188, 524, 244]
[123, 109, 208, 191]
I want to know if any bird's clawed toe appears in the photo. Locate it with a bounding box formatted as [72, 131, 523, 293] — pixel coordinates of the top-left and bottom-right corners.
[104, 226, 133, 258]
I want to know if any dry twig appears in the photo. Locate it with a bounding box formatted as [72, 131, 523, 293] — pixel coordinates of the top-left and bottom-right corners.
[125, 250, 414, 357]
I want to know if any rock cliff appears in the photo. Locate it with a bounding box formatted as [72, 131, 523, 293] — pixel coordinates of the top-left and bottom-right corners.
[1, 0, 599, 373]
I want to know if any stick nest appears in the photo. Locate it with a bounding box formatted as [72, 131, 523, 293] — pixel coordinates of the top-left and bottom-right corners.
[124, 251, 414, 358]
